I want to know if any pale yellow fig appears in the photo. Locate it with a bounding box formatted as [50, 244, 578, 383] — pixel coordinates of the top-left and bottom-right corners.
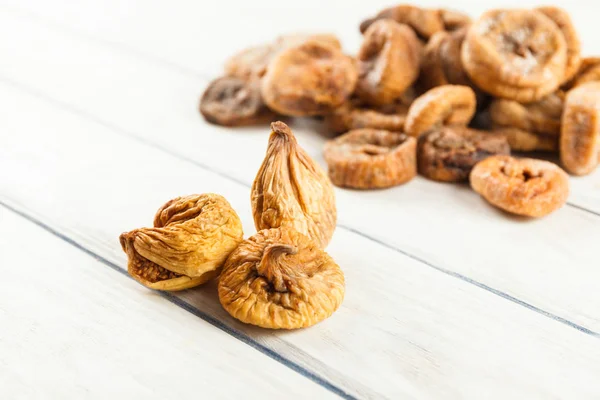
[218, 228, 345, 329]
[119, 193, 243, 291]
[251, 121, 336, 248]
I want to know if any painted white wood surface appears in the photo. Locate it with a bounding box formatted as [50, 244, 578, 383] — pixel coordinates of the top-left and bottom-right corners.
[2, 80, 600, 399]
[0, 6, 598, 333]
[0, 208, 333, 399]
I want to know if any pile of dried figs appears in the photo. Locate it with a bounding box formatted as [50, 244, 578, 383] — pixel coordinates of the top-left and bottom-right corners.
[120, 122, 344, 329]
[201, 5, 600, 219]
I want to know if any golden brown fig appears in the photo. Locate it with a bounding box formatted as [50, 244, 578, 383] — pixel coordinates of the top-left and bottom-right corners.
[324, 129, 416, 189]
[439, 9, 471, 31]
[355, 20, 421, 106]
[462, 9, 567, 102]
[199, 76, 276, 127]
[405, 85, 476, 137]
[219, 228, 345, 329]
[119, 194, 244, 291]
[494, 127, 558, 152]
[360, 5, 444, 40]
[224, 33, 342, 81]
[560, 82, 600, 175]
[489, 91, 565, 136]
[470, 155, 569, 217]
[568, 57, 600, 89]
[536, 6, 581, 83]
[260, 41, 358, 116]
[324, 99, 408, 134]
[252, 122, 336, 248]
[418, 126, 510, 182]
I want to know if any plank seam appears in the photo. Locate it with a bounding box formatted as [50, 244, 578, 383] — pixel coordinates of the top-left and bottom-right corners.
[0, 199, 357, 400]
[1, 74, 597, 339]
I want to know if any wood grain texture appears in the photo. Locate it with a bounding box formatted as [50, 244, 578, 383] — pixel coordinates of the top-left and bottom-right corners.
[0, 9, 597, 333]
[1, 81, 600, 399]
[0, 208, 334, 400]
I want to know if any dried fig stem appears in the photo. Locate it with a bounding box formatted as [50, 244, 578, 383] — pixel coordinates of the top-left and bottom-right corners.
[256, 243, 299, 292]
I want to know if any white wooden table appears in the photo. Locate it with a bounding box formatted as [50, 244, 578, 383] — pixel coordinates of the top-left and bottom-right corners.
[1, 1, 599, 398]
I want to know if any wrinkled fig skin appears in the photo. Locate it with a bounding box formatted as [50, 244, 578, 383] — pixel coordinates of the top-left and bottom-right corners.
[218, 228, 345, 329]
[356, 20, 422, 106]
[324, 129, 417, 189]
[360, 5, 445, 41]
[119, 194, 244, 291]
[405, 85, 476, 137]
[568, 57, 600, 89]
[225, 34, 342, 81]
[536, 6, 581, 83]
[494, 127, 558, 152]
[489, 91, 564, 137]
[199, 77, 276, 127]
[252, 122, 337, 248]
[324, 100, 408, 135]
[260, 41, 358, 117]
[417, 127, 510, 182]
[470, 155, 569, 217]
[462, 9, 567, 102]
[560, 82, 600, 175]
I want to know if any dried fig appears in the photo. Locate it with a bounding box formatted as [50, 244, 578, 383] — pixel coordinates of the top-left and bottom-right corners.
[560, 82, 600, 175]
[420, 31, 450, 89]
[360, 5, 444, 41]
[439, 9, 471, 31]
[225, 44, 274, 81]
[355, 20, 421, 106]
[323, 129, 416, 189]
[324, 99, 408, 134]
[470, 155, 569, 217]
[218, 228, 345, 329]
[418, 126, 510, 182]
[260, 41, 357, 116]
[536, 7, 581, 83]
[405, 85, 476, 137]
[494, 127, 558, 152]
[199, 76, 276, 127]
[489, 91, 565, 136]
[568, 57, 600, 89]
[119, 194, 244, 291]
[462, 9, 567, 102]
[225, 33, 342, 81]
[252, 122, 336, 248]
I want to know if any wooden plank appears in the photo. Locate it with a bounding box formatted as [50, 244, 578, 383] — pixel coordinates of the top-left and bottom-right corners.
[1, 79, 600, 399]
[0, 208, 334, 399]
[0, 10, 598, 333]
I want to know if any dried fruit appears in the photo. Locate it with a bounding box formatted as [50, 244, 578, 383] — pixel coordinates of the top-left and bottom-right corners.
[489, 91, 565, 136]
[252, 121, 336, 248]
[199, 77, 276, 126]
[418, 126, 509, 182]
[439, 9, 471, 31]
[225, 33, 342, 81]
[494, 127, 558, 152]
[536, 6, 581, 83]
[470, 155, 569, 217]
[420, 28, 481, 95]
[260, 41, 357, 116]
[568, 57, 600, 89]
[324, 99, 408, 134]
[119, 194, 244, 291]
[355, 20, 421, 106]
[360, 5, 444, 41]
[462, 9, 567, 102]
[405, 85, 476, 137]
[324, 129, 416, 188]
[560, 82, 600, 175]
[218, 228, 345, 329]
